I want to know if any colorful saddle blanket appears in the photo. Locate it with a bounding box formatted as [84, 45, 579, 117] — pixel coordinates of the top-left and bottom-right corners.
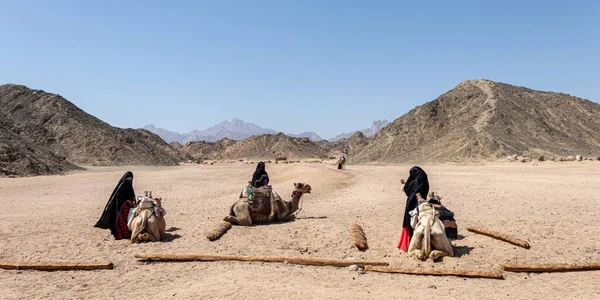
[249, 186, 273, 221]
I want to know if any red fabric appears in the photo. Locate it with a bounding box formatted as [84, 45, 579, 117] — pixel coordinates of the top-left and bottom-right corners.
[114, 204, 132, 240]
[397, 227, 411, 252]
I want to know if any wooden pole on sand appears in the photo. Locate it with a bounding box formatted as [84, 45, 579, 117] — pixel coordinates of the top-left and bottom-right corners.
[134, 253, 388, 268]
[0, 261, 114, 271]
[365, 265, 504, 279]
[502, 262, 600, 273]
[466, 226, 530, 249]
[350, 223, 368, 251]
[206, 222, 232, 241]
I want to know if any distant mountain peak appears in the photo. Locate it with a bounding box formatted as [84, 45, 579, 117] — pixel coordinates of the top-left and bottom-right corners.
[329, 119, 390, 141]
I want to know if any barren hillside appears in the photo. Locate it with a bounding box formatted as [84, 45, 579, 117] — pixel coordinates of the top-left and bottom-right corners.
[179, 133, 328, 160]
[351, 79, 600, 163]
[322, 131, 368, 157]
[0, 111, 82, 176]
[0, 84, 182, 172]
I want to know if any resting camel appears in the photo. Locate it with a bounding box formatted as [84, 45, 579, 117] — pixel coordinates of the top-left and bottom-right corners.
[130, 197, 167, 243]
[407, 196, 454, 261]
[224, 182, 312, 226]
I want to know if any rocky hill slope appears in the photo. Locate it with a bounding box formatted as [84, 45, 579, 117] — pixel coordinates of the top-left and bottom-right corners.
[0, 84, 182, 175]
[351, 79, 600, 163]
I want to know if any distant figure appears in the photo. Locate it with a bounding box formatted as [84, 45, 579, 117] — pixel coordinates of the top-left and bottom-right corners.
[251, 161, 269, 188]
[338, 152, 346, 170]
[94, 171, 136, 240]
[398, 166, 429, 252]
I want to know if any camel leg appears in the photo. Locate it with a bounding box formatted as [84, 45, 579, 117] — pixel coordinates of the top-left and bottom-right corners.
[268, 194, 278, 222]
[157, 216, 166, 236]
[147, 216, 161, 242]
[429, 250, 448, 260]
[224, 203, 253, 226]
[272, 198, 295, 222]
[430, 233, 454, 257]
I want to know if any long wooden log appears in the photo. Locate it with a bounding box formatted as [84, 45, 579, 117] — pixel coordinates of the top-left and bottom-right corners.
[206, 222, 232, 241]
[466, 226, 530, 249]
[134, 253, 388, 268]
[502, 262, 600, 273]
[350, 223, 368, 251]
[365, 265, 504, 279]
[0, 261, 114, 271]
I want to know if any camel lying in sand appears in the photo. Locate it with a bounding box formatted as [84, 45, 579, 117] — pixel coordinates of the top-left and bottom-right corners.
[224, 182, 312, 226]
[407, 198, 454, 260]
[130, 197, 167, 243]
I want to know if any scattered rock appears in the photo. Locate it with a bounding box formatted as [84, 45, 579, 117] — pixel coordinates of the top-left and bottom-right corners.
[348, 265, 359, 271]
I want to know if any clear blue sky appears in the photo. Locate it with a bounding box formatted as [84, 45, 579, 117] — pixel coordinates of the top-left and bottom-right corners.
[1, 1, 598, 139]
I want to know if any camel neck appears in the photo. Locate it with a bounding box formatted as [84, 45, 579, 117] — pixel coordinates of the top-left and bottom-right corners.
[289, 191, 303, 212]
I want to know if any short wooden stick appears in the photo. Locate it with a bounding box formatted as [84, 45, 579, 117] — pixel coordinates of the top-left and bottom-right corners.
[206, 222, 232, 241]
[467, 226, 530, 249]
[350, 223, 368, 251]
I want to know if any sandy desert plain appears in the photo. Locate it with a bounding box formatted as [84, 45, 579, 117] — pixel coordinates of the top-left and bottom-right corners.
[0, 160, 599, 299]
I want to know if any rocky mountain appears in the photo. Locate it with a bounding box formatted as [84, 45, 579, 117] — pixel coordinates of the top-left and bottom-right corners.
[142, 124, 184, 144]
[180, 133, 328, 160]
[184, 118, 278, 143]
[329, 119, 390, 141]
[0, 110, 83, 176]
[351, 79, 600, 163]
[0, 84, 182, 176]
[287, 131, 323, 142]
[144, 120, 326, 143]
[144, 119, 278, 143]
[324, 131, 368, 157]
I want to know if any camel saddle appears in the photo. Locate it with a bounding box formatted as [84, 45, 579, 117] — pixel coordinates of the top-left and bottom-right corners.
[249, 186, 273, 220]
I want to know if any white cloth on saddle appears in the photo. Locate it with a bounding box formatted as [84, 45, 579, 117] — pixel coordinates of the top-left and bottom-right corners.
[137, 196, 166, 217]
[128, 196, 166, 230]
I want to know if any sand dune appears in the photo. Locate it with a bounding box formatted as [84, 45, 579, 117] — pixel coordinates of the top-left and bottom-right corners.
[1, 162, 599, 299]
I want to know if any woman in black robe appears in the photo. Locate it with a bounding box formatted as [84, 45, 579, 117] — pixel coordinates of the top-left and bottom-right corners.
[251, 162, 269, 188]
[94, 171, 136, 240]
[398, 166, 429, 252]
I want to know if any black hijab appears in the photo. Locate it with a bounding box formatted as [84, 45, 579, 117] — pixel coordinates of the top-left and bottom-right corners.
[251, 162, 269, 188]
[402, 166, 429, 235]
[94, 171, 135, 231]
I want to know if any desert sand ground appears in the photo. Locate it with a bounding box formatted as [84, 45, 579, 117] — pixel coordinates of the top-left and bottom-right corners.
[1, 161, 599, 299]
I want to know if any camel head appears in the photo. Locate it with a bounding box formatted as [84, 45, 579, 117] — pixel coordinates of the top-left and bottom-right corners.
[293, 182, 312, 194]
[428, 192, 442, 201]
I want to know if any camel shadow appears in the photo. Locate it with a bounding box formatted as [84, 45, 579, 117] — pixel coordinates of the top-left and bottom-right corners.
[252, 219, 297, 226]
[452, 245, 474, 257]
[161, 233, 182, 242]
[296, 216, 327, 220]
[165, 227, 180, 232]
